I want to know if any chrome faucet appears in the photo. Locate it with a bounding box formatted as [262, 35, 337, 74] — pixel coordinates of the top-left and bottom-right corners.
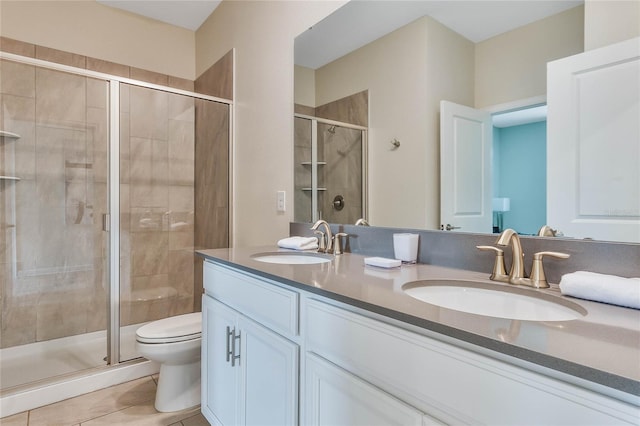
[495, 228, 528, 286]
[354, 218, 369, 226]
[311, 220, 333, 253]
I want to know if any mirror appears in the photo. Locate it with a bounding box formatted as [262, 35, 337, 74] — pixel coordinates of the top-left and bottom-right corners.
[294, 1, 638, 239]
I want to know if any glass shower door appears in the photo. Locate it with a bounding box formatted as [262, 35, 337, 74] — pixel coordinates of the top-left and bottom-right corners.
[118, 83, 196, 361]
[0, 60, 110, 389]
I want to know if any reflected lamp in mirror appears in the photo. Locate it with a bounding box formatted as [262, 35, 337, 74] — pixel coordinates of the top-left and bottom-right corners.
[493, 197, 511, 233]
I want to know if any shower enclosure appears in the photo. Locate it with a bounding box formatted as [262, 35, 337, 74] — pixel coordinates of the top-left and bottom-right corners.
[294, 115, 367, 224]
[0, 52, 231, 407]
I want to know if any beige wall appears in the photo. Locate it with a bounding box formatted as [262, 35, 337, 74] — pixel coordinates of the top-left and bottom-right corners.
[315, 17, 430, 228]
[584, 0, 640, 51]
[475, 5, 584, 108]
[294, 65, 316, 107]
[0, 0, 195, 80]
[196, 1, 345, 247]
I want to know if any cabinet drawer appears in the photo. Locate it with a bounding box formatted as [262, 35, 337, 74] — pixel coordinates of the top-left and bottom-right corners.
[305, 353, 426, 426]
[305, 299, 639, 425]
[204, 261, 298, 337]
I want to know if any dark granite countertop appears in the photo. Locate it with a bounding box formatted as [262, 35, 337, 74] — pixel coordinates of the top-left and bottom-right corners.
[198, 246, 640, 403]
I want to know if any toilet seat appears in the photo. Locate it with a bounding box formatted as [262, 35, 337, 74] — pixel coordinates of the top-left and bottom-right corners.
[136, 312, 201, 344]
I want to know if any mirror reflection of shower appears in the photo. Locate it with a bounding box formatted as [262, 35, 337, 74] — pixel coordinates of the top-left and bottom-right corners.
[294, 116, 368, 224]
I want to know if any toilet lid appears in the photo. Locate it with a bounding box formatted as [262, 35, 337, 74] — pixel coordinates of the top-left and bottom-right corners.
[136, 312, 201, 344]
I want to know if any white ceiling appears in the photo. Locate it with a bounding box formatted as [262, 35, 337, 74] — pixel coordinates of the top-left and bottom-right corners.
[295, 0, 583, 69]
[97, 0, 221, 31]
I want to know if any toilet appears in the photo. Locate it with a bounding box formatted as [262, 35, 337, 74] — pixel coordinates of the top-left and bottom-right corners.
[135, 312, 202, 412]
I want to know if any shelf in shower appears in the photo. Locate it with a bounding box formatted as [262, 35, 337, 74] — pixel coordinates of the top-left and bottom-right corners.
[0, 176, 21, 181]
[0, 131, 21, 140]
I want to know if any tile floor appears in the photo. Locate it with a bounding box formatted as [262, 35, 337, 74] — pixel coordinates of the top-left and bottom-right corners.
[1, 375, 210, 426]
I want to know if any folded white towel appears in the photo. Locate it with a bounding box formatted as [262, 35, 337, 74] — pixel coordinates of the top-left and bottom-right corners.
[559, 271, 640, 309]
[277, 236, 319, 251]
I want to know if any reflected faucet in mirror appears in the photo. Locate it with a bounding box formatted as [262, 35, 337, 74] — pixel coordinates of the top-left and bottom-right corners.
[355, 218, 369, 226]
[538, 225, 558, 237]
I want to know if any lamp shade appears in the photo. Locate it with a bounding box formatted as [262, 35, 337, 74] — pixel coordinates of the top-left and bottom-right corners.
[492, 197, 511, 212]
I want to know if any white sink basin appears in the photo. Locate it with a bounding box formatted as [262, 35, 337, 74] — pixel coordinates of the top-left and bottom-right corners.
[402, 280, 586, 321]
[251, 252, 332, 265]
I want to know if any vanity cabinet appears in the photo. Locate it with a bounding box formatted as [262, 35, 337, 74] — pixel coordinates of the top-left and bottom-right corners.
[201, 259, 639, 425]
[202, 262, 299, 426]
[305, 298, 639, 425]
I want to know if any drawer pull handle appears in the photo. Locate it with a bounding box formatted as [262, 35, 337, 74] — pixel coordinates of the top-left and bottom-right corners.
[226, 326, 233, 362]
[231, 330, 241, 367]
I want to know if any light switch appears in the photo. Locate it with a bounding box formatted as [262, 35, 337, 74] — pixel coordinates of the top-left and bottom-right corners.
[277, 190, 286, 212]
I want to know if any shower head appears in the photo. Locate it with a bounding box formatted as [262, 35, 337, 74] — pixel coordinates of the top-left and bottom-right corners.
[327, 125, 336, 134]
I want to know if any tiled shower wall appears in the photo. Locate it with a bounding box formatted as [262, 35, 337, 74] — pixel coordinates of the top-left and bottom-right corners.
[193, 49, 232, 312]
[0, 37, 194, 91]
[318, 124, 363, 224]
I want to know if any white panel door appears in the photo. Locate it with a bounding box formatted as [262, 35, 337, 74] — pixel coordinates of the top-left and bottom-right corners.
[440, 100, 493, 233]
[547, 37, 640, 242]
[239, 315, 299, 426]
[202, 297, 239, 426]
[305, 353, 426, 426]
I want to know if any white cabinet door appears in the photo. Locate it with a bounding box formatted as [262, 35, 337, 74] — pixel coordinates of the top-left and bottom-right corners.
[202, 295, 299, 426]
[305, 353, 425, 426]
[547, 37, 640, 242]
[202, 296, 239, 426]
[239, 315, 299, 426]
[440, 100, 493, 234]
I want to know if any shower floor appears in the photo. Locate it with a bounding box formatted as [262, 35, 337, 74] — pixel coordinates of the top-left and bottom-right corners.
[0, 323, 143, 391]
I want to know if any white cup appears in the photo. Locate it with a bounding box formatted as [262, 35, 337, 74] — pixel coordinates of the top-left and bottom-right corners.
[393, 233, 419, 263]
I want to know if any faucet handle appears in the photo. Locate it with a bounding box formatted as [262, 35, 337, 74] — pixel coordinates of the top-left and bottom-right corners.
[529, 251, 570, 288]
[333, 233, 348, 255]
[476, 245, 509, 282]
[313, 230, 326, 252]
